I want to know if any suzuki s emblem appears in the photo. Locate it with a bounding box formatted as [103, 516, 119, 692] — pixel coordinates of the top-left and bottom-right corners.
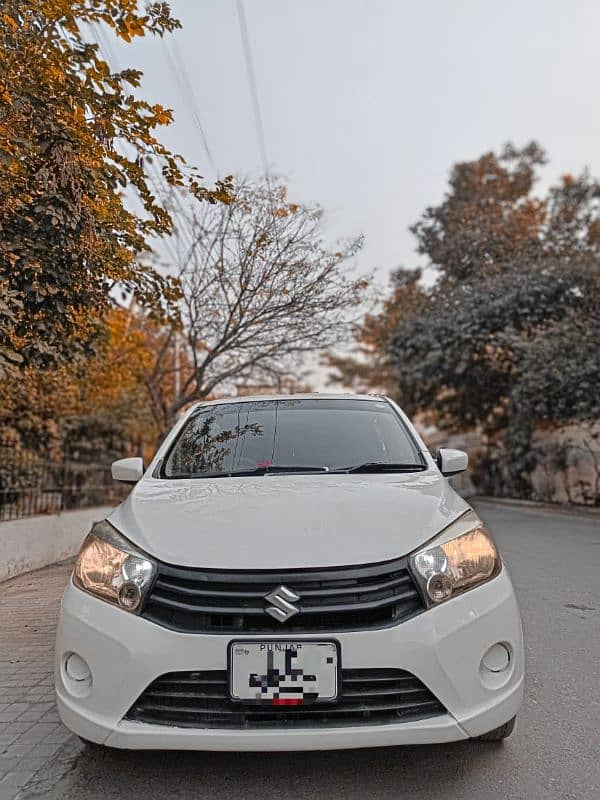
[264, 585, 300, 623]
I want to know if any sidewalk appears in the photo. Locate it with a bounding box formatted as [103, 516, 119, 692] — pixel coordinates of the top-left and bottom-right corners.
[0, 561, 78, 799]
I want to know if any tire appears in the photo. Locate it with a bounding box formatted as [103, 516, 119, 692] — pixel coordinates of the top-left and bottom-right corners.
[78, 736, 108, 751]
[475, 716, 516, 742]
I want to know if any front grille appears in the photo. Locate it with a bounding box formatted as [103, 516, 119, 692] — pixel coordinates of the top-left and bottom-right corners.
[142, 558, 424, 634]
[125, 668, 446, 729]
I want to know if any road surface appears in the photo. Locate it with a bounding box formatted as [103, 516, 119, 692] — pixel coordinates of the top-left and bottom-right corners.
[8, 500, 600, 799]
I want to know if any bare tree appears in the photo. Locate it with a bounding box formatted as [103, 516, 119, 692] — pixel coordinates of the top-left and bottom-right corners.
[147, 180, 367, 430]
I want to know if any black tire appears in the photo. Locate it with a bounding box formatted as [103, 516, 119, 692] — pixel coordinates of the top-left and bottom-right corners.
[78, 736, 107, 750]
[475, 715, 516, 742]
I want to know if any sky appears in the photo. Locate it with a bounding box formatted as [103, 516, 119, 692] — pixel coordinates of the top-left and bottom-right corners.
[114, 0, 600, 287]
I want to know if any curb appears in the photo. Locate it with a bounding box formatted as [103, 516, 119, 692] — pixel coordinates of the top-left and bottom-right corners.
[473, 495, 600, 520]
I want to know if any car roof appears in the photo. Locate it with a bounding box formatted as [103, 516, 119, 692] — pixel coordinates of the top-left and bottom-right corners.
[186, 393, 387, 415]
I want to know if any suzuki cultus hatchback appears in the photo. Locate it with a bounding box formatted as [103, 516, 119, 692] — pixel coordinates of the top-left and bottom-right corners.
[55, 394, 524, 750]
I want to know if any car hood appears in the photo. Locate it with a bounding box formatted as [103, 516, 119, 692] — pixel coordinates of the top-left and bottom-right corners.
[108, 470, 469, 570]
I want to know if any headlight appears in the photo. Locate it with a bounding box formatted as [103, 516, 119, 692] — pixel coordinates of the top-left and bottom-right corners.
[408, 511, 501, 607]
[73, 520, 156, 613]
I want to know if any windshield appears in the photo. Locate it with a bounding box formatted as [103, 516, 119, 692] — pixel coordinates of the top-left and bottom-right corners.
[162, 399, 423, 478]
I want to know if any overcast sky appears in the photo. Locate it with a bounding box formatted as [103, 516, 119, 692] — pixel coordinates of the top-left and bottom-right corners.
[119, 0, 600, 286]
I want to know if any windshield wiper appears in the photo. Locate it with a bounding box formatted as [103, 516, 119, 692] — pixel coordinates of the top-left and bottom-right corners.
[265, 465, 329, 473]
[168, 467, 267, 479]
[331, 462, 426, 474]
[170, 465, 330, 479]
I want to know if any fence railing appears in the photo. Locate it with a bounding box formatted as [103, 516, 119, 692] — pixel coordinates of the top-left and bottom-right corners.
[0, 447, 128, 522]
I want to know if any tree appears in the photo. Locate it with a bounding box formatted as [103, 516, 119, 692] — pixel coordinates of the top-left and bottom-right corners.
[0, 1, 231, 374]
[394, 144, 600, 497]
[410, 142, 600, 283]
[410, 142, 548, 283]
[0, 304, 171, 517]
[326, 268, 427, 396]
[0, 306, 164, 463]
[348, 142, 600, 500]
[145, 180, 368, 433]
[389, 260, 599, 493]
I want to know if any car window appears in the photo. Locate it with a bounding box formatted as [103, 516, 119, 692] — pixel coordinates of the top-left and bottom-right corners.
[162, 399, 422, 478]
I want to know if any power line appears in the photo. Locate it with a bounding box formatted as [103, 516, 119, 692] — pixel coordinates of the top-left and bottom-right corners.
[89, 22, 196, 294]
[235, 0, 271, 184]
[91, 22, 206, 258]
[161, 36, 220, 178]
[147, 159, 195, 260]
[235, 0, 283, 259]
[91, 21, 120, 72]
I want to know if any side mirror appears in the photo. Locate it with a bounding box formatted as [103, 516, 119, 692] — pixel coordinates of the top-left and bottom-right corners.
[111, 457, 144, 484]
[436, 448, 468, 477]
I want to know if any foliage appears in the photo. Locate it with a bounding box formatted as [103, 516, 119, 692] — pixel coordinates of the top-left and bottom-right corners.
[0, 307, 163, 465]
[0, 0, 231, 375]
[341, 142, 600, 501]
[410, 143, 600, 281]
[326, 268, 427, 395]
[410, 142, 548, 282]
[391, 262, 598, 426]
[145, 179, 368, 433]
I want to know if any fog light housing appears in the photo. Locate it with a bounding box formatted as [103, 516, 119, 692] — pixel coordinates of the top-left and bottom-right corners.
[481, 643, 511, 673]
[63, 652, 92, 698]
[65, 653, 91, 682]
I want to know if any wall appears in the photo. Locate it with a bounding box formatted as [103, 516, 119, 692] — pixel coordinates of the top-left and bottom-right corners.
[0, 506, 114, 583]
[530, 423, 600, 505]
[424, 422, 600, 505]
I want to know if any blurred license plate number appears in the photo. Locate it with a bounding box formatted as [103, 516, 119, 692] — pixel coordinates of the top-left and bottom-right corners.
[229, 641, 338, 704]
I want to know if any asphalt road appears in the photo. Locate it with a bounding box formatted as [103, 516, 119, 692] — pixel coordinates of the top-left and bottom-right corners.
[34, 500, 600, 800]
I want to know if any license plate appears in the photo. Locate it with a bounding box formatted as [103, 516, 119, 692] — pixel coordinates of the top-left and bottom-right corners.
[228, 640, 339, 705]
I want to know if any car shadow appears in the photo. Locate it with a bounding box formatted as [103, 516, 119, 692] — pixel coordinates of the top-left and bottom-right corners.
[47, 739, 518, 799]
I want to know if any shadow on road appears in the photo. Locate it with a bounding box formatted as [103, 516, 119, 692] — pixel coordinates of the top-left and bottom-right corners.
[41, 739, 518, 800]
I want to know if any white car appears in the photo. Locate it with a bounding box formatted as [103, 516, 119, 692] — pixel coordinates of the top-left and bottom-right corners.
[55, 394, 524, 751]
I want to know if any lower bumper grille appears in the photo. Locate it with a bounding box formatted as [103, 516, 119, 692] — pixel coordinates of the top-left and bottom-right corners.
[125, 668, 446, 729]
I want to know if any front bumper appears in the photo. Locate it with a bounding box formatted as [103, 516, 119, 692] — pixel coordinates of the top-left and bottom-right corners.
[55, 568, 524, 750]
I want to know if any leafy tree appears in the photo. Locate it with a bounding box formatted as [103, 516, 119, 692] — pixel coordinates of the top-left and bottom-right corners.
[396, 144, 600, 497]
[390, 259, 599, 494]
[0, 306, 165, 465]
[0, 308, 163, 517]
[343, 142, 600, 500]
[410, 143, 600, 284]
[326, 268, 427, 395]
[0, 0, 231, 374]
[410, 142, 548, 282]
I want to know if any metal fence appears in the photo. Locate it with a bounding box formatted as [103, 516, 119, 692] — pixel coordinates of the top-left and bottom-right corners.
[0, 446, 128, 522]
